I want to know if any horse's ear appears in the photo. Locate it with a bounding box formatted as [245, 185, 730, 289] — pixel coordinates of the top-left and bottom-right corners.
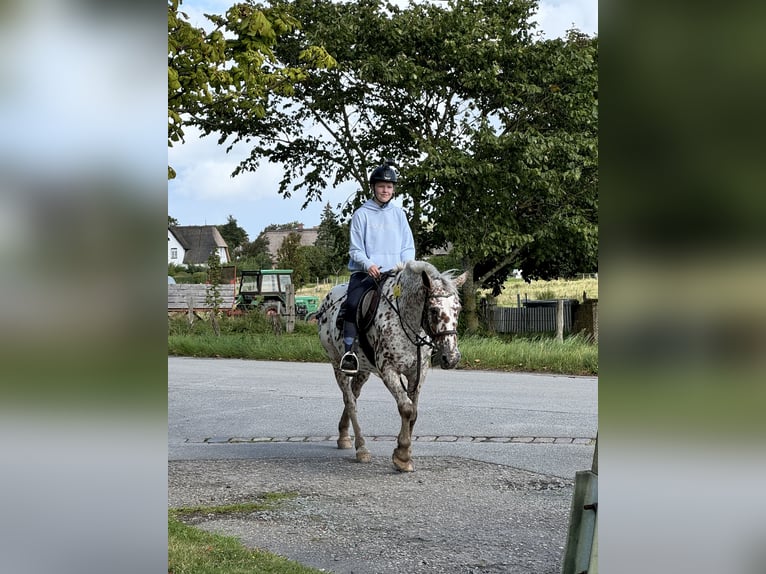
[453, 272, 468, 287]
[421, 270, 433, 290]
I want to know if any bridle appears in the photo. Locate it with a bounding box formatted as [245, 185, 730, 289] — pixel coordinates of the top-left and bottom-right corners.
[380, 273, 459, 350]
[422, 292, 459, 340]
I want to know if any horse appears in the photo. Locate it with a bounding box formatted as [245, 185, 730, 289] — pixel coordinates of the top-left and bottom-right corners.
[316, 259, 467, 472]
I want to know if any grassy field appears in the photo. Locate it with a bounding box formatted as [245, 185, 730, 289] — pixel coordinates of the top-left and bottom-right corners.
[297, 275, 598, 306]
[492, 276, 598, 306]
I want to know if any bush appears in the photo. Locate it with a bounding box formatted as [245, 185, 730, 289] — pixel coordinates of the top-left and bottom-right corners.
[173, 271, 207, 284]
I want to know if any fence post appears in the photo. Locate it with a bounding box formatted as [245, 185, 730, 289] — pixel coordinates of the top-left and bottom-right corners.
[556, 299, 564, 342]
[186, 294, 194, 326]
[285, 284, 295, 334]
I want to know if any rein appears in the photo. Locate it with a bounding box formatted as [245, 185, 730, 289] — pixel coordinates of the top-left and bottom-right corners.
[378, 272, 458, 392]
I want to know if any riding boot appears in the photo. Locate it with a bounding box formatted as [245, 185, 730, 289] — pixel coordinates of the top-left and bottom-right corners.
[340, 321, 359, 374]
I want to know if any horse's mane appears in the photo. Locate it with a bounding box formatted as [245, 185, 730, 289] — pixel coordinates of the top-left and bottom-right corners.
[395, 260, 461, 296]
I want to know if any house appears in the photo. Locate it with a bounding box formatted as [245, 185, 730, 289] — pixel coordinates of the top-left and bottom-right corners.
[261, 225, 319, 265]
[168, 225, 231, 266]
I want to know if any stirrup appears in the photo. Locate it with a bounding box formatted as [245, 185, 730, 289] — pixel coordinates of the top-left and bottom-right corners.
[340, 351, 359, 375]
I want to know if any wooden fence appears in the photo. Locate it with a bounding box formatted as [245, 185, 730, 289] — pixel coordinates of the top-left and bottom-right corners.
[168, 284, 236, 311]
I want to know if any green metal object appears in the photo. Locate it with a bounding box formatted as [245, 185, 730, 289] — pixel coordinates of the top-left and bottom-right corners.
[561, 436, 598, 574]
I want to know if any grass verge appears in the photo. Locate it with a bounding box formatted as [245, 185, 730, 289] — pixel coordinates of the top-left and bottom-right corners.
[168, 328, 597, 375]
[168, 514, 322, 574]
[169, 492, 323, 574]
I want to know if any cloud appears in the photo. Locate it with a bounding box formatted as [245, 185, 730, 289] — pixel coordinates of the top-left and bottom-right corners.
[533, 0, 598, 38]
[169, 127, 281, 202]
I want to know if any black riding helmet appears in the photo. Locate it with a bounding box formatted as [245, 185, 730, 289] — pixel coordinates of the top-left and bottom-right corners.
[369, 159, 398, 185]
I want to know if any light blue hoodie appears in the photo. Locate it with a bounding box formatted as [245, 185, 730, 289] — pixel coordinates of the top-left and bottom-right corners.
[348, 198, 416, 273]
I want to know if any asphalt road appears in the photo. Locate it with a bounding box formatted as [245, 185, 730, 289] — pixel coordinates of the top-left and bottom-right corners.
[169, 357, 597, 476]
[168, 357, 598, 573]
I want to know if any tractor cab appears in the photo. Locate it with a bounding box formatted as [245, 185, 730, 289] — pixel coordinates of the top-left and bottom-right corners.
[236, 269, 293, 316]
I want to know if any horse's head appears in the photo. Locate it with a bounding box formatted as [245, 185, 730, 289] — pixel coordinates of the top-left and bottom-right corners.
[421, 268, 467, 369]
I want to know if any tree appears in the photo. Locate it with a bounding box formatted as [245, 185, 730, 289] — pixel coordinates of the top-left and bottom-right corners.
[216, 215, 249, 255]
[168, 0, 335, 178]
[264, 221, 303, 232]
[315, 203, 349, 278]
[301, 244, 328, 284]
[168, 215, 179, 226]
[238, 233, 272, 269]
[275, 232, 308, 286]
[205, 250, 223, 336]
[194, 0, 597, 331]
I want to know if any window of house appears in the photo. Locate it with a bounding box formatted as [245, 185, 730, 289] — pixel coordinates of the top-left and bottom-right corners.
[171, 248, 178, 259]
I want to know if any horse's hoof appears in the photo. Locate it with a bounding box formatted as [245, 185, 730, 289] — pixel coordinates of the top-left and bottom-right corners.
[337, 437, 353, 450]
[356, 449, 372, 463]
[392, 456, 414, 472]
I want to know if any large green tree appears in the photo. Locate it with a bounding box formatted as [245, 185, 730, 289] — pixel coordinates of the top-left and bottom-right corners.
[191, 0, 597, 331]
[216, 215, 249, 255]
[167, 0, 335, 178]
[315, 203, 349, 278]
[276, 232, 309, 286]
[238, 233, 272, 269]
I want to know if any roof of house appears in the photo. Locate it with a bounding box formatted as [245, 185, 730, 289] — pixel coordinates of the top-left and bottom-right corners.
[169, 225, 230, 264]
[262, 227, 319, 261]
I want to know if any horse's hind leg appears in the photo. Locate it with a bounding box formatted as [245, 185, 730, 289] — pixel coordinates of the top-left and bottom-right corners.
[334, 369, 371, 462]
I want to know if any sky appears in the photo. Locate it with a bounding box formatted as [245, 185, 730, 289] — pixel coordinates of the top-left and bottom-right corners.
[168, 0, 598, 241]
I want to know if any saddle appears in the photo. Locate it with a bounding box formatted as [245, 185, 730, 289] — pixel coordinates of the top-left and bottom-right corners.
[336, 273, 394, 368]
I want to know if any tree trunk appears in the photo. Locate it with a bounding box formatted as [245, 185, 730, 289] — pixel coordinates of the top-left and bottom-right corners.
[461, 255, 480, 334]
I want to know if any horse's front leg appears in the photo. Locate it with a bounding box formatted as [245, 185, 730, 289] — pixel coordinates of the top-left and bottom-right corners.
[334, 368, 371, 463]
[381, 370, 419, 472]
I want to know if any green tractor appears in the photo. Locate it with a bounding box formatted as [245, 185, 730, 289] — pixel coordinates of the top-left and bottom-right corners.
[235, 269, 319, 321]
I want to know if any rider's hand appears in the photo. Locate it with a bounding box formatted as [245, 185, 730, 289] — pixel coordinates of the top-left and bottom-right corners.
[367, 264, 381, 279]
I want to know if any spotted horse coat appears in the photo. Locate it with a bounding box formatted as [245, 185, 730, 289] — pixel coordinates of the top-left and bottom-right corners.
[316, 259, 467, 472]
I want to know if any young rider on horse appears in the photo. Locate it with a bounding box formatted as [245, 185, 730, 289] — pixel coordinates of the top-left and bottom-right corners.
[340, 160, 416, 374]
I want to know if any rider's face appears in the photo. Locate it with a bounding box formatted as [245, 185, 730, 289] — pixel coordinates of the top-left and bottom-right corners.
[373, 181, 394, 203]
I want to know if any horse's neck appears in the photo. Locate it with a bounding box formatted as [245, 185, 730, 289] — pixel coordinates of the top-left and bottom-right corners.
[394, 275, 426, 326]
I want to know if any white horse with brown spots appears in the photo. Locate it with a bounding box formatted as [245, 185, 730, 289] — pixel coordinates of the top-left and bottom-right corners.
[316, 260, 466, 472]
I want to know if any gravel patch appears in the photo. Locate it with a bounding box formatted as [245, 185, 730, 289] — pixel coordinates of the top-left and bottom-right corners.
[169, 456, 574, 573]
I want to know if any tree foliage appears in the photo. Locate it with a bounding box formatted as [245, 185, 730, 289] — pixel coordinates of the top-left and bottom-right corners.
[184, 0, 597, 331]
[264, 221, 303, 231]
[275, 232, 308, 286]
[205, 250, 223, 335]
[167, 0, 335, 178]
[315, 203, 349, 277]
[237, 233, 272, 269]
[216, 215, 249, 255]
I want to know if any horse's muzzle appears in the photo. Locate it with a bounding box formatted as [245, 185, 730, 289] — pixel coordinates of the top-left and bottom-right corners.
[440, 350, 461, 369]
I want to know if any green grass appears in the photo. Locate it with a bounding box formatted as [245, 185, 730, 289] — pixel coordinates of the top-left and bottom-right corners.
[168, 313, 597, 375]
[169, 515, 323, 574]
[169, 492, 324, 574]
[168, 332, 328, 362]
[458, 333, 598, 375]
[172, 492, 299, 517]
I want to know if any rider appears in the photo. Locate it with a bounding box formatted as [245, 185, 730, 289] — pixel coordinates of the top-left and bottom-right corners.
[340, 159, 416, 374]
